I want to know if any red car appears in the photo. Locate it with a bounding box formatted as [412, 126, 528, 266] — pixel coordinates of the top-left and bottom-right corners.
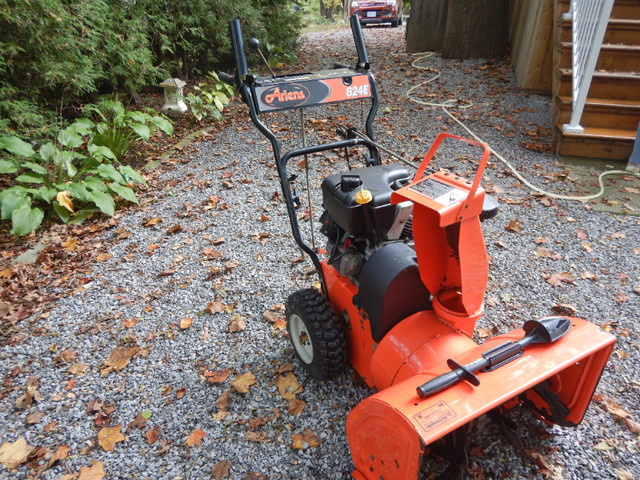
[350, 0, 404, 27]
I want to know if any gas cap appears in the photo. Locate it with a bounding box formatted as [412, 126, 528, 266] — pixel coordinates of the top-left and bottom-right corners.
[340, 174, 362, 191]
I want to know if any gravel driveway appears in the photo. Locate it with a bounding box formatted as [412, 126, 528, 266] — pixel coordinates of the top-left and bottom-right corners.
[1, 25, 639, 480]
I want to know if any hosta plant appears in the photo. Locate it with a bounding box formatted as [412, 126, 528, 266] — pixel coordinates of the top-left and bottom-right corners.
[0, 118, 151, 236]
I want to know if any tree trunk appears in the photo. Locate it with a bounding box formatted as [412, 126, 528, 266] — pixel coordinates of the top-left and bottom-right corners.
[343, 0, 351, 22]
[406, 0, 508, 59]
[406, 0, 449, 52]
[442, 0, 508, 59]
[320, 1, 336, 20]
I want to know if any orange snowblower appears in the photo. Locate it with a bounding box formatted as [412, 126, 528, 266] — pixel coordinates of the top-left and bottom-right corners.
[222, 16, 616, 479]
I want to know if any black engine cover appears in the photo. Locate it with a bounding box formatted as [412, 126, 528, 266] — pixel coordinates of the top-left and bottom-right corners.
[355, 242, 431, 343]
[321, 164, 410, 238]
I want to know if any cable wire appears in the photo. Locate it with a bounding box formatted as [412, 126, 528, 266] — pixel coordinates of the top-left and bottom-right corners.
[405, 53, 639, 201]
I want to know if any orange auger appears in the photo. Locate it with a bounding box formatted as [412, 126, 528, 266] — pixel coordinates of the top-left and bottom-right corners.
[224, 16, 616, 479]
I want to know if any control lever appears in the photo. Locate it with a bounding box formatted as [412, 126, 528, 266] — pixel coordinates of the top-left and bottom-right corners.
[249, 37, 276, 78]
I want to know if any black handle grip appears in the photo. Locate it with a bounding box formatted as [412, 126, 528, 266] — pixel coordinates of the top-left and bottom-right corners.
[417, 370, 466, 398]
[349, 15, 369, 69]
[219, 72, 235, 86]
[229, 19, 248, 84]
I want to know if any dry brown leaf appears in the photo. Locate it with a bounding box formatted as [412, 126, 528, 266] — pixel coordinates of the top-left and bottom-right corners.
[144, 217, 162, 227]
[146, 426, 161, 445]
[101, 346, 139, 376]
[0, 436, 34, 469]
[291, 428, 322, 450]
[545, 272, 574, 288]
[25, 410, 45, 424]
[232, 372, 257, 394]
[128, 413, 148, 431]
[97, 424, 124, 451]
[180, 317, 193, 330]
[245, 431, 269, 443]
[505, 219, 522, 233]
[68, 362, 89, 375]
[48, 444, 70, 468]
[288, 398, 306, 416]
[176, 386, 187, 399]
[228, 314, 246, 333]
[186, 428, 206, 447]
[212, 459, 232, 480]
[56, 191, 75, 214]
[77, 459, 105, 480]
[206, 368, 231, 385]
[205, 300, 225, 314]
[54, 349, 76, 364]
[616, 469, 634, 480]
[276, 372, 302, 401]
[216, 389, 232, 409]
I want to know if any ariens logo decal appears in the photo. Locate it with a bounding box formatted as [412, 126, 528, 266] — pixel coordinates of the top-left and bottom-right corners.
[261, 84, 310, 108]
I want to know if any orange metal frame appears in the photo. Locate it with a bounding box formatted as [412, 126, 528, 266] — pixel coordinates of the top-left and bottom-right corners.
[320, 133, 616, 479]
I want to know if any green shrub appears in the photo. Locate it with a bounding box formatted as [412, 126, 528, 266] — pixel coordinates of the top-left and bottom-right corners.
[0, 102, 172, 236]
[181, 72, 235, 123]
[84, 100, 173, 162]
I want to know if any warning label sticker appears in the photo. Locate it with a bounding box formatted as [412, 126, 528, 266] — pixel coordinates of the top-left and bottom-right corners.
[413, 401, 457, 432]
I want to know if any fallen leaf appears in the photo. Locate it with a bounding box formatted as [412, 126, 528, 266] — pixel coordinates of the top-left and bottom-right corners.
[505, 220, 522, 233]
[176, 387, 187, 399]
[288, 398, 306, 416]
[97, 424, 124, 451]
[232, 372, 257, 394]
[186, 428, 206, 447]
[166, 225, 183, 234]
[123, 318, 136, 329]
[616, 469, 634, 480]
[545, 272, 574, 287]
[48, 444, 70, 468]
[205, 300, 224, 314]
[592, 440, 615, 451]
[54, 349, 76, 364]
[242, 473, 269, 480]
[77, 459, 105, 480]
[128, 412, 148, 431]
[56, 191, 75, 214]
[144, 217, 162, 227]
[0, 436, 34, 469]
[625, 418, 640, 433]
[101, 346, 139, 376]
[212, 459, 232, 479]
[25, 410, 45, 424]
[146, 426, 161, 445]
[180, 317, 193, 330]
[291, 428, 322, 450]
[228, 314, 246, 333]
[205, 369, 231, 385]
[276, 372, 302, 400]
[216, 389, 231, 409]
[246, 431, 269, 443]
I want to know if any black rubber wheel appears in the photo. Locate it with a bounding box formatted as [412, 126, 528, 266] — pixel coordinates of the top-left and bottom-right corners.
[285, 288, 346, 381]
